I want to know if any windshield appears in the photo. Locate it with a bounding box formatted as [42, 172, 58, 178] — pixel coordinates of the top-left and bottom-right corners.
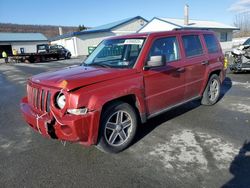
[84, 38, 145, 68]
[243, 38, 250, 46]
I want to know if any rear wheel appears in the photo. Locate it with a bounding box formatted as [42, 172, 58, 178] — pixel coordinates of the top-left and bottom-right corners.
[66, 53, 71, 59]
[201, 74, 221, 105]
[97, 101, 137, 153]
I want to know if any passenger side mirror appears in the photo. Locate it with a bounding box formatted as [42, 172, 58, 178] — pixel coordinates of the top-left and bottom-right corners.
[144, 55, 165, 70]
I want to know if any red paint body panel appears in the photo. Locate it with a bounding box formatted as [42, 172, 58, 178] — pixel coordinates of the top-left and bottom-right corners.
[31, 66, 138, 91]
[20, 30, 226, 146]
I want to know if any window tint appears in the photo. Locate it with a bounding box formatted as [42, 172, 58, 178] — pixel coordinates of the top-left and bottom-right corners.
[203, 34, 219, 54]
[149, 37, 180, 62]
[182, 35, 203, 57]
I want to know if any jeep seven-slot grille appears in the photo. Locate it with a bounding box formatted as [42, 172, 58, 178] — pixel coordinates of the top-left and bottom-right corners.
[27, 85, 51, 112]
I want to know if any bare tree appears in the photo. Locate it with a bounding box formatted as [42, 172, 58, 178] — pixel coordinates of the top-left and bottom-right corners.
[234, 12, 250, 37]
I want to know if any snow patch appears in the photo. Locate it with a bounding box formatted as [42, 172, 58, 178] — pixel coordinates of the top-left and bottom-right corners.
[231, 103, 250, 114]
[232, 81, 250, 89]
[149, 130, 208, 171]
[148, 130, 238, 171]
[198, 133, 238, 169]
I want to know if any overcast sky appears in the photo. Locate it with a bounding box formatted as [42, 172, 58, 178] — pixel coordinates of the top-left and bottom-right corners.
[0, 0, 249, 27]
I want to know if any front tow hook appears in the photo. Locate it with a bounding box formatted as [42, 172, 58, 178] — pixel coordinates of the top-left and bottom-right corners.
[46, 119, 58, 139]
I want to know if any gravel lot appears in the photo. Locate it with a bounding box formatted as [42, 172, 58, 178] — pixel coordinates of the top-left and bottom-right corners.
[0, 58, 249, 188]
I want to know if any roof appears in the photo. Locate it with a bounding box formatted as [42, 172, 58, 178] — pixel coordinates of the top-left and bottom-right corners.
[108, 30, 215, 40]
[51, 16, 148, 41]
[161, 18, 239, 29]
[138, 17, 239, 33]
[0, 32, 48, 42]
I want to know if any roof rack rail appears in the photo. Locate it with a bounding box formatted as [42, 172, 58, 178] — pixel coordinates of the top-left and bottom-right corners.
[172, 28, 211, 31]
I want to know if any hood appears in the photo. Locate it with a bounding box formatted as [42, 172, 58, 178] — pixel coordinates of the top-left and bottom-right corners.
[30, 65, 137, 91]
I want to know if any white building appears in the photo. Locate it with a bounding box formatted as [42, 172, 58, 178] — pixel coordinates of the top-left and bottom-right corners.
[138, 17, 239, 50]
[0, 32, 48, 56]
[51, 16, 148, 57]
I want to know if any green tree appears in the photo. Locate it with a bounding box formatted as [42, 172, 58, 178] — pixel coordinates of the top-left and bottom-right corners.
[78, 24, 87, 31]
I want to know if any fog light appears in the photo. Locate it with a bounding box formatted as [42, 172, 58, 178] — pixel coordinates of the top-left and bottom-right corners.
[67, 108, 88, 115]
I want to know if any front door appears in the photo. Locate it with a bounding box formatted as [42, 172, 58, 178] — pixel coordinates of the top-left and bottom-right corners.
[143, 36, 186, 116]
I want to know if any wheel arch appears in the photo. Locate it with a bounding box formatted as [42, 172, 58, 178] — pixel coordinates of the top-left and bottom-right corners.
[200, 68, 223, 96]
[101, 94, 146, 125]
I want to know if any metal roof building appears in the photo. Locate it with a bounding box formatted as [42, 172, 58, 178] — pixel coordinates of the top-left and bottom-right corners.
[51, 16, 148, 56]
[0, 32, 48, 56]
[0, 32, 47, 42]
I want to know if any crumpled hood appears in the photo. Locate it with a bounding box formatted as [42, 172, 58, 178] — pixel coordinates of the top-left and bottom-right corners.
[31, 65, 137, 91]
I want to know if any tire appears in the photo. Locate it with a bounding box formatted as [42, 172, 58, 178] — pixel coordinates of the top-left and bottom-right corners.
[65, 53, 71, 59]
[97, 101, 137, 153]
[201, 74, 221, 106]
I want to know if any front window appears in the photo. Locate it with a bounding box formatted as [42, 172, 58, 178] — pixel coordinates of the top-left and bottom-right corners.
[149, 36, 180, 63]
[84, 38, 145, 68]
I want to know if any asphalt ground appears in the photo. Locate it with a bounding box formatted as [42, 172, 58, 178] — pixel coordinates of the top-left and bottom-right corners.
[0, 58, 249, 188]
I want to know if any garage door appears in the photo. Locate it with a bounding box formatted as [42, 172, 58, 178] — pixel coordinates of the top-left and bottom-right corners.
[65, 39, 76, 57]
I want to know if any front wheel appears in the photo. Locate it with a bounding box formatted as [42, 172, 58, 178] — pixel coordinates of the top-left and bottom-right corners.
[201, 74, 221, 105]
[97, 102, 137, 153]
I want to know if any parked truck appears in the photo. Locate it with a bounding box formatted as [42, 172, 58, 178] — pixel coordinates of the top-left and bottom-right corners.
[14, 44, 71, 63]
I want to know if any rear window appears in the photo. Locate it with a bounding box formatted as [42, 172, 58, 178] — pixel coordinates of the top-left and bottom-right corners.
[203, 34, 219, 54]
[182, 35, 203, 57]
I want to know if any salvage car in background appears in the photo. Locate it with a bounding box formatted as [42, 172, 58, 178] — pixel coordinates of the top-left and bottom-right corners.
[226, 38, 250, 73]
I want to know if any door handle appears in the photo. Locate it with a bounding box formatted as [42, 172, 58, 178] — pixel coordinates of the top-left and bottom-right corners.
[176, 67, 185, 73]
[201, 61, 209, 65]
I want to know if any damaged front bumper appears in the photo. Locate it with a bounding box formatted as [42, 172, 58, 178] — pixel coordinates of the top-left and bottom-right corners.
[20, 97, 100, 146]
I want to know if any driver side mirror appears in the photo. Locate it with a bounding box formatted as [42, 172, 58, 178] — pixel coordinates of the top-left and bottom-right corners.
[144, 55, 165, 70]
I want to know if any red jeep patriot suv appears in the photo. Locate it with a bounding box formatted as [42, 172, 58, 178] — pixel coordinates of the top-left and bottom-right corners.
[20, 30, 226, 153]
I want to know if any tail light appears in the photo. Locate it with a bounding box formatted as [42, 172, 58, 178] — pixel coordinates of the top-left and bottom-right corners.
[224, 56, 228, 69]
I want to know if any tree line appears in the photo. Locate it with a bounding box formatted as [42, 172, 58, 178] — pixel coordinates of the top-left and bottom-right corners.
[233, 12, 250, 38]
[0, 23, 82, 39]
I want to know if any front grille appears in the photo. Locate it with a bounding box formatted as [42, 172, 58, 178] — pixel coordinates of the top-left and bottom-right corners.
[27, 85, 51, 112]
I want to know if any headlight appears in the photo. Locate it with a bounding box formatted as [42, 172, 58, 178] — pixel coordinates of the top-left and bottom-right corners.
[67, 108, 88, 115]
[56, 93, 66, 109]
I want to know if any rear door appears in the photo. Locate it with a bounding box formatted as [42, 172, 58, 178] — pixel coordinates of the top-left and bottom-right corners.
[143, 35, 186, 116]
[180, 34, 208, 100]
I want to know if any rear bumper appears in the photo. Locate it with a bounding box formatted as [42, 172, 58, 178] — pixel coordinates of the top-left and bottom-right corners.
[20, 97, 100, 146]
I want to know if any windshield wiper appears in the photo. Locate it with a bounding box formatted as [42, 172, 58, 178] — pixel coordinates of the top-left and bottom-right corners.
[88, 62, 111, 68]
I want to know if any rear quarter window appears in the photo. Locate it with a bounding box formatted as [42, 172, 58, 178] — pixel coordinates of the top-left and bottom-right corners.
[182, 35, 203, 57]
[203, 34, 219, 54]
